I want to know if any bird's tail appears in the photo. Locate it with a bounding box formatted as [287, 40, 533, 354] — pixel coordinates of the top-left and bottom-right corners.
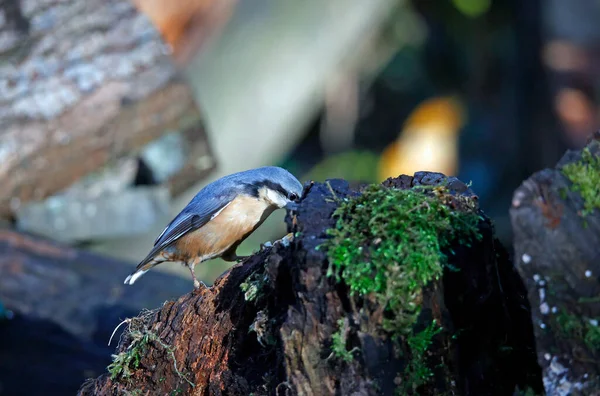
[124, 255, 167, 285]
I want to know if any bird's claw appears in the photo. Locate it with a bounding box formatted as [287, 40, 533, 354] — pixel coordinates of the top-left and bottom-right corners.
[259, 233, 294, 252]
[259, 241, 274, 251]
[193, 279, 207, 290]
[278, 233, 294, 247]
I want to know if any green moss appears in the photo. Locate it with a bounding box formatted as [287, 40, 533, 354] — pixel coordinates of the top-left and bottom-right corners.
[108, 338, 144, 381]
[240, 268, 269, 302]
[401, 320, 442, 393]
[517, 387, 539, 396]
[107, 312, 194, 388]
[326, 184, 481, 333]
[331, 318, 357, 362]
[562, 146, 600, 216]
[555, 311, 600, 351]
[323, 183, 481, 391]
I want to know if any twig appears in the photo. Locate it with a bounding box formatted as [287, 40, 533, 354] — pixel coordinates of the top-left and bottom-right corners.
[326, 181, 339, 201]
[109, 318, 132, 346]
[301, 180, 314, 200]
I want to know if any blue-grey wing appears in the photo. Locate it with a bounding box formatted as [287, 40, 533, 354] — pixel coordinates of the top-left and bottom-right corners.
[136, 194, 232, 268]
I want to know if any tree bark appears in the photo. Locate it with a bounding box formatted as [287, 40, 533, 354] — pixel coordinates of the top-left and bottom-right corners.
[0, 229, 192, 339]
[0, 0, 214, 219]
[78, 172, 542, 395]
[510, 132, 600, 394]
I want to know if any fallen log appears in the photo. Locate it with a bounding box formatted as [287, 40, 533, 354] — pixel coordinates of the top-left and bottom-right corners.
[78, 171, 542, 395]
[0, 229, 194, 395]
[511, 132, 600, 394]
[0, 229, 192, 339]
[0, 0, 215, 220]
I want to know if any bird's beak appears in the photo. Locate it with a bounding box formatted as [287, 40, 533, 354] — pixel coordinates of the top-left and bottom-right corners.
[285, 201, 299, 211]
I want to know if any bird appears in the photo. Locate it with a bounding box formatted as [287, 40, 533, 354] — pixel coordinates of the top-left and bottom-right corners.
[124, 166, 303, 289]
[378, 96, 465, 181]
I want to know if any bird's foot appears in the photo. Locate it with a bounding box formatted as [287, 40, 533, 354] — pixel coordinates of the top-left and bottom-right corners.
[189, 264, 206, 290]
[193, 279, 207, 290]
[275, 233, 294, 247]
[259, 233, 294, 253]
[228, 255, 249, 269]
[259, 241, 273, 251]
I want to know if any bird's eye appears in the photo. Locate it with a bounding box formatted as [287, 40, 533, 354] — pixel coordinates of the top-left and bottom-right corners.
[289, 193, 299, 201]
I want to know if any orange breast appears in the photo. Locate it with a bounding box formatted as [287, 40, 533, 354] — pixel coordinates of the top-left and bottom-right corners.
[174, 195, 274, 261]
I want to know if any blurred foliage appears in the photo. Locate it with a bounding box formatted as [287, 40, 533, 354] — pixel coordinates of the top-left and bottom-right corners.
[451, 0, 492, 18]
[302, 151, 380, 184]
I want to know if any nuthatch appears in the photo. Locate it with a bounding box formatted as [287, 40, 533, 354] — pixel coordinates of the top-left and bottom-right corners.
[124, 166, 303, 289]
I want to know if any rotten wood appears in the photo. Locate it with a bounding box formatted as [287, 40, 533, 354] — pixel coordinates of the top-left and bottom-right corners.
[78, 172, 542, 395]
[0, 0, 215, 219]
[510, 132, 600, 394]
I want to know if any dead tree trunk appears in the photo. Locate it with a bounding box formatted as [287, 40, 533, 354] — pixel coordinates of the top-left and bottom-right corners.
[79, 172, 542, 395]
[510, 132, 600, 394]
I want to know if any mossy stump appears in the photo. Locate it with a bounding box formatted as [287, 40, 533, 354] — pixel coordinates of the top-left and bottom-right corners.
[79, 172, 541, 396]
[510, 132, 600, 394]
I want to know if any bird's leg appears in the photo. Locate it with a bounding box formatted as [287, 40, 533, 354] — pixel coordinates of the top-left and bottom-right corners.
[229, 255, 249, 270]
[187, 260, 205, 290]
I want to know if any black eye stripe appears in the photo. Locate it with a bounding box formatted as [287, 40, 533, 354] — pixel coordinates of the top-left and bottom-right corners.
[243, 180, 289, 198]
[258, 180, 288, 197]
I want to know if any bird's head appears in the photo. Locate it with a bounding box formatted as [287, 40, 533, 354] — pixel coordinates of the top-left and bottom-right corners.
[240, 166, 303, 210]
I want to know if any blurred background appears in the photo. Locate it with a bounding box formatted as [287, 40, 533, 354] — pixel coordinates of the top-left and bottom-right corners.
[1, 0, 599, 394]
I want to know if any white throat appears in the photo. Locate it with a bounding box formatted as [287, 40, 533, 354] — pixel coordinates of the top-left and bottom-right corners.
[258, 187, 288, 208]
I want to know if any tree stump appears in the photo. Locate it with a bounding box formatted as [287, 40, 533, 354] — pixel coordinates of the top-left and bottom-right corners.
[79, 172, 542, 395]
[511, 132, 600, 394]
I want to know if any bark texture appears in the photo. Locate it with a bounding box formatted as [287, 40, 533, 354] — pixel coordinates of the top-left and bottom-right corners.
[511, 132, 600, 394]
[79, 173, 542, 395]
[0, 0, 214, 219]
